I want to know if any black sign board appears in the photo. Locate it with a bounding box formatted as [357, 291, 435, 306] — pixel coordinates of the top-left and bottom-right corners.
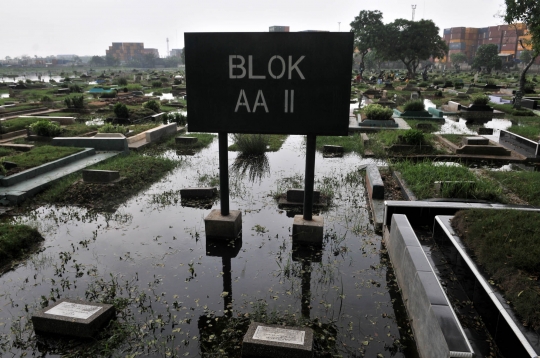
[185, 32, 353, 135]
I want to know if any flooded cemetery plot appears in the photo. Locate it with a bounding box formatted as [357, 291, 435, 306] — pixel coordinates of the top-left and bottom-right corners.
[0, 135, 418, 357]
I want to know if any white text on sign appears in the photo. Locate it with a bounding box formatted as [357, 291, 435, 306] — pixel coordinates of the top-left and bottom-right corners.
[229, 55, 305, 113]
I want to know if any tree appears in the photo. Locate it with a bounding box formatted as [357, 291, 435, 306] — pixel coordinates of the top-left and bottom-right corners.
[504, 0, 540, 95]
[89, 55, 105, 66]
[472, 44, 502, 73]
[114, 103, 129, 118]
[450, 52, 468, 64]
[105, 54, 119, 67]
[520, 49, 533, 64]
[379, 19, 447, 79]
[350, 10, 384, 78]
[142, 53, 157, 68]
[363, 49, 385, 71]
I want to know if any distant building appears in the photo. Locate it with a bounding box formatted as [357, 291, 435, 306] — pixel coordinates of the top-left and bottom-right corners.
[269, 26, 290, 32]
[57, 54, 77, 61]
[170, 49, 183, 57]
[298, 30, 329, 32]
[106, 42, 160, 62]
[442, 23, 540, 65]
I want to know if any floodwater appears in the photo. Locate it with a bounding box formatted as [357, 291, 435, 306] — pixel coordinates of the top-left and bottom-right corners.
[0, 135, 418, 357]
[146, 92, 175, 101]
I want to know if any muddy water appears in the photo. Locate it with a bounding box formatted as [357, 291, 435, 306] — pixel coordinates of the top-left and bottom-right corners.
[0, 135, 418, 357]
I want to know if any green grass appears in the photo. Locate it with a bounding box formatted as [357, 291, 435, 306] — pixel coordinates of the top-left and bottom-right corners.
[0, 104, 42, 113]
[490, 103, 536, 117]
[228, 134, 288, 152]
[315, 134, 364, 154]
[441, 134, 466, 146]
[505, 125, 540, 141]
[0, 117, 41, 133]
[393, 160, 502, 201]
[487, 171, 540, 206]
[0, 148, 14, 157]
[61, 123, 99, 137]
[367, 130, 437, 157]
[5, 146, 83, 170]
[0, 223, 43, 269]
[37, 152, 179, 208]
[404, 119, 442, 132]
[452, 209, 540, 330]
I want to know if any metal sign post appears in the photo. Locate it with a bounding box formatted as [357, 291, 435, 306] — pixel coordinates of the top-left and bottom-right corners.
[218, 132, 229, 216]
[185, 32, 353, 239]
[303, 135, 316, 220]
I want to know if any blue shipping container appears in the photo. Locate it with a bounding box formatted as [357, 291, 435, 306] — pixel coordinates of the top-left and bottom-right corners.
[449, 42, 466, 50]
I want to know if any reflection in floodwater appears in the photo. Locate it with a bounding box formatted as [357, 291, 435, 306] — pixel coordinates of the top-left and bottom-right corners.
[230, 154, 270, 184]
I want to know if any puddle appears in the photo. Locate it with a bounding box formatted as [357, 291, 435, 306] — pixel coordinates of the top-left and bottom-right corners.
[84, 118, 105, 126]
[0, 135, 417, 357]
[146, 92, 175, 101]
[424, 99, 436, 109]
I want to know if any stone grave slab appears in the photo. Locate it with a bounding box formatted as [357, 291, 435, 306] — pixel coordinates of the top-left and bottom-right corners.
[82, 169, 120, 183]
[180, 187, 217, 199]
[32, 299, 115, 338]
[462, 136, 489, 146]
[478, 128, 493, 135]
[176, 136, 198, 145]
[242, 322, 313, 358]
[322, 145, 344, 155]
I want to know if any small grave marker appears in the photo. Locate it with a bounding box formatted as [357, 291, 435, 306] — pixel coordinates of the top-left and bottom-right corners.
[242, 322, 313, 358]
[32, 299, 115, 338]
[83, 169, 120, 183]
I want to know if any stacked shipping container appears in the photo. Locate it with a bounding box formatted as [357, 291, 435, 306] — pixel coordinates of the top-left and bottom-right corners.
[442, 23, 537, 63]
[106, 43, 160, 62]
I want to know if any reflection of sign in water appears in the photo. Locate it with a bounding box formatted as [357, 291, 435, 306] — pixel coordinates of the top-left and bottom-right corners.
[45, 302, 102, 320]
[253, 325, 305, 345]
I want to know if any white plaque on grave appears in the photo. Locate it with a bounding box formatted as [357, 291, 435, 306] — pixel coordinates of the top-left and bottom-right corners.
[252, 325, 305, 345]
[45, 301, 102, 320]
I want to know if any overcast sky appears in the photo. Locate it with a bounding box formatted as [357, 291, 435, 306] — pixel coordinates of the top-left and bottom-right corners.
[1, 0, 507, 59]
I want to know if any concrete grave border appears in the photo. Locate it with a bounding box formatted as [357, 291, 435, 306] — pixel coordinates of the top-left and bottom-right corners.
[0, 148, 95, 187]
[32, 298, 115, 338]
[433, 216, 540, 358]
[383, 214, 474, 358]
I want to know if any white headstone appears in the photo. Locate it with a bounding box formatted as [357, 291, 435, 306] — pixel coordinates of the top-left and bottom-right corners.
[45, 301, 103, 320]
[252, 325, 305, 345]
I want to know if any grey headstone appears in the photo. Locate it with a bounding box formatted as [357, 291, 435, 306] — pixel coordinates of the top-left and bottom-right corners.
[242, 322, 313, 358]
[32, 299, 115, 338]
[462, 136, 489, 146]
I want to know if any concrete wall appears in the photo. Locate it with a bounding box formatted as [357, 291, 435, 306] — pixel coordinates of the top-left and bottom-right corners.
[51, 137, 128, 153]
[145, 123, 177, 143]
